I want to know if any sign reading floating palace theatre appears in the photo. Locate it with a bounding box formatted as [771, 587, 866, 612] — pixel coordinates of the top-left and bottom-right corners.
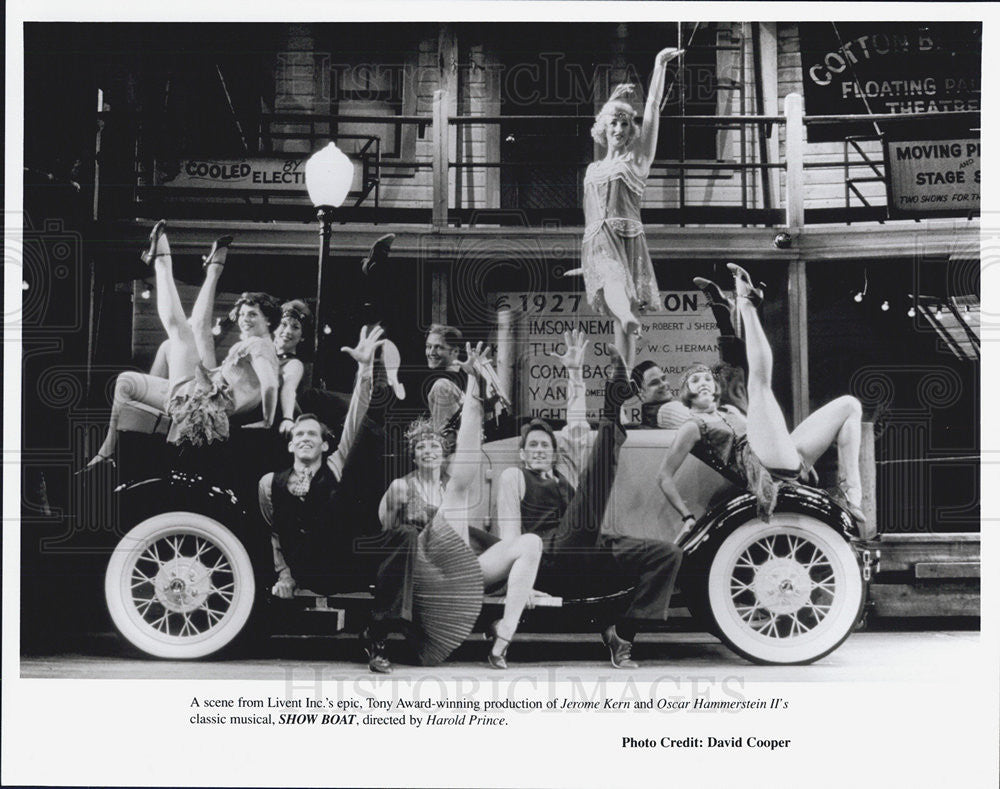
[884, 139, 980, 218]
[798, 22, 981, 142]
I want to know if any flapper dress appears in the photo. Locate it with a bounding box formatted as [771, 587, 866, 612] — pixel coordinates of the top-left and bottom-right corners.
[689, 408, 808, 521]
[166, 334, 278, 446]
[581, 152, 659, 314]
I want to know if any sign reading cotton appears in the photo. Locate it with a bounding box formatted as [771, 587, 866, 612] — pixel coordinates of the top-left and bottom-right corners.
[798, 22, 981, 143]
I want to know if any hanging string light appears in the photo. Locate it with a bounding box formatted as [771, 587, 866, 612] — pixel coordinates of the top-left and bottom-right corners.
[854, 269, 868, 303]
[907, 306, 916, 318]
[881, 300, 890, 312]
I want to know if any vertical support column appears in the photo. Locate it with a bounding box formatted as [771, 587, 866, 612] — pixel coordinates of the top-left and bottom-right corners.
[788, 258, 809, 427]
[784, 92, 805, 230]
[431, 262, 448, 324]
[432, 89, 448, 227]
[495, 306, 514, 401]
[758, 22, 781, 210]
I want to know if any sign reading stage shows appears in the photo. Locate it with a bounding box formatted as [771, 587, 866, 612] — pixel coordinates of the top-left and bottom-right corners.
[884, 139, 980, 218]
[494, 291, 718, 423]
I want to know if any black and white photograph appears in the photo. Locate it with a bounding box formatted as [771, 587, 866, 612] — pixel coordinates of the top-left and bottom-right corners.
[4, 2, 998, 787]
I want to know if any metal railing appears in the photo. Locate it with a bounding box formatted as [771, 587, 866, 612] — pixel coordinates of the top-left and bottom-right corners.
[100, 94, 980, 227]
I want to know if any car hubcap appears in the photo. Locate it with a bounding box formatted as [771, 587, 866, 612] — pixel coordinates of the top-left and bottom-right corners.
[730, 533, 836, 637]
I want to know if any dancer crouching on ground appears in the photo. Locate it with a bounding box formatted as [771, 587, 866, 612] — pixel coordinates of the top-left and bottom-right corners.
[658, 263, 865, 542]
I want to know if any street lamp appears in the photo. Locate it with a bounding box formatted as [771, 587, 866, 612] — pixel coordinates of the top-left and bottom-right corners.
[305, 141, 355, 384]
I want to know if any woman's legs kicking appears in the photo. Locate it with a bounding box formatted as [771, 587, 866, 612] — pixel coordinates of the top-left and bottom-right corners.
[88, 372, 171, 464]
[790, 395, 863, 506]
[735, 289, 801, 472]
[189, 262, 224, 368]
[732, 264, 863, 510]
[150, 228, 201, 391]
[477, 534, 543, 650]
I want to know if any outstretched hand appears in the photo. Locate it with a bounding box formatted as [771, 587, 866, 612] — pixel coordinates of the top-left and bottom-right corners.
[655, 47, 684, 67]
[341, 324, 385, 367]
[457, 341, 492, 379]
[545, 330, 589, 371]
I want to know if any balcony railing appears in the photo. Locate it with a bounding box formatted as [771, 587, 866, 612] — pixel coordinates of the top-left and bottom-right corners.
[98, 92, 980, 228]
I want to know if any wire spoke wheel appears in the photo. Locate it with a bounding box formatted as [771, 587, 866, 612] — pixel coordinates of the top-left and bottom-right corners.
[707, 514, 863, 665]
[105, 512, 255, 658]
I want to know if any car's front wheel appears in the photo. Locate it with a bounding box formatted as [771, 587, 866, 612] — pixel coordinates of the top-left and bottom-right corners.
[104, 512, 256, 659]
[706, 513, 864, 665]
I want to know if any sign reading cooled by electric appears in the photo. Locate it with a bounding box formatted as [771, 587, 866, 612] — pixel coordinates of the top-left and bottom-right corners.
[885, 139, 980, 218]
[155, 158, 360, 192]
[798, 22, 982, 142]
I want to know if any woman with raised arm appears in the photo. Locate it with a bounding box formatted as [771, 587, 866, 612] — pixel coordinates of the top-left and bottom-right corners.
[658, 264, 865, 540]
[581, 47, 683, 367]
[384, 344, 542, 670]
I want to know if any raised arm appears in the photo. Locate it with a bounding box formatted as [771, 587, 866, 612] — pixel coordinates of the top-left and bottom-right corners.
[277, 358, 304, 436]
[657, 419, 700, 536]
[327, 324, 383, 477]
[250, 355, 279, 428]
[636, 47, 684, 166]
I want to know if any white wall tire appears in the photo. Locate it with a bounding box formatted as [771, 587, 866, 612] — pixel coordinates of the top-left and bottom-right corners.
[105, 512, 256, 659]
[707, 514, 863, 665]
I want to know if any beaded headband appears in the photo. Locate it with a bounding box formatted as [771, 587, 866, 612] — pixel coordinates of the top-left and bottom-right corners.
[405, 416, 445, 452]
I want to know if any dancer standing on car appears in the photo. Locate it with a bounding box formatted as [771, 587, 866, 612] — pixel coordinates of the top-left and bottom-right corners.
[84, 222, 280, 465]
[579, 47, 683, 367]
[658, 264, 866, 541]
[495, 334, 683, 669]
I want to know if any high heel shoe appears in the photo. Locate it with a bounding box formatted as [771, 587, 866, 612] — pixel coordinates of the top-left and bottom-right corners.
[827, 484, 867, 525]
[361, 233, 395, 276]
[202, 235, 235, 270]
[693, 276, 737, 336]
[361, 627, 393, 674]
[75, 453, 116, 476]
[485, 620, 512, 669]
[140, 220, 168, 265]
[726, 263, 765, 308]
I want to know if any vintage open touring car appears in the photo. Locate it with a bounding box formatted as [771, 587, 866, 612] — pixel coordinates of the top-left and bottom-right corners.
[97, 399, 880, 666]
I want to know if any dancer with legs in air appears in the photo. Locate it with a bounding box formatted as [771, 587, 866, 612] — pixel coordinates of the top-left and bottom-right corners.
[658, 263, 865, 542]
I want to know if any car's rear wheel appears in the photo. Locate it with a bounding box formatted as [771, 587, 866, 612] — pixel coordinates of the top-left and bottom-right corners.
[706, 513, 863, 665]
[104, 512, 256, 658]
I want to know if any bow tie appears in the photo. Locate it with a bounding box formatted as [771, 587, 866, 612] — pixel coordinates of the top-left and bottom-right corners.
[288, 467, 316, 498]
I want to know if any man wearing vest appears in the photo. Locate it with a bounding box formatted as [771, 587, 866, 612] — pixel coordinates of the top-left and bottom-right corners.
[495, 332, 683, 668]
[258, 324, 409, 673]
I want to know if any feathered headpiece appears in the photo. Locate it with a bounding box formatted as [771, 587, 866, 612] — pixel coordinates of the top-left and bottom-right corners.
[405, 416, 445, 452]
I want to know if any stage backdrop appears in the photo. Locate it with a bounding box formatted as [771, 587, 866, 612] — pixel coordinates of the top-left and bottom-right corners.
[492, 290, 718, 423]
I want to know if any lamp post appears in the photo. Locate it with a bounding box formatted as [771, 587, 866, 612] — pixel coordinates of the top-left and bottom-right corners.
[305, 141, 355, 385]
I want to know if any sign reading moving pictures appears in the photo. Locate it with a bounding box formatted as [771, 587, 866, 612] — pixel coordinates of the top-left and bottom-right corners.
[884, 138, 980, 218]
[798, 22, 982, 143]
[493, 291, 718, 423]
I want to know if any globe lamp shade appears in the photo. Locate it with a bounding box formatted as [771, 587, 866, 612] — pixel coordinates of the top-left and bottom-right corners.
[305, 142, 355, 208]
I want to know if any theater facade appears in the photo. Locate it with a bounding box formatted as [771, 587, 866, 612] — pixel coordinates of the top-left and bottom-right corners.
[23, 20, 981, 617]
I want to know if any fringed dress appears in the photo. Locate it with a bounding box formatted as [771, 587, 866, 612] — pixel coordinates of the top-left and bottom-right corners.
[581, 152, 659, 314]
[166, 334, 278, 446]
